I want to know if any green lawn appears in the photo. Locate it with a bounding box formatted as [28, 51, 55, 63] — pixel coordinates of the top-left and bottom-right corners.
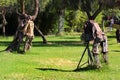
[0, 32, 120, 80]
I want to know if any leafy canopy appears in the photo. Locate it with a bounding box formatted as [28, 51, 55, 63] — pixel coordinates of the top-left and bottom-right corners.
[0, 0, 17, 7]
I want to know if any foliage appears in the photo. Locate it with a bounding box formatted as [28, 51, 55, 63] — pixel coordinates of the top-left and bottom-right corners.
[65, 10, 87, 32]
[34, 0, 59, 35]
[101, 8, 120, 28]
[40, 0, 51, 12]
[103, 9, 120, 20]
[79, 0, 117, 20]
[80, 0, 98, 14]
[95, 12, 103, 24]
[0, 0, 120, 35]
[0, 0, 17, 7]
[66, 0, 80, 10]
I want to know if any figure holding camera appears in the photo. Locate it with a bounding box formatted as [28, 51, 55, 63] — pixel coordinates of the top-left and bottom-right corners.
[83, 20, 108, 68]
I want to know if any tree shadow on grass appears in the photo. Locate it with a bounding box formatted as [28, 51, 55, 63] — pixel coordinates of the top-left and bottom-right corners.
[107, 35, 116, 38]
[111, 50, 120, 52]
[0, 50, 6, 53]
[0, 41, 85, 47]
[35, 68, 73, 72]
[32, 41, 85, 47]
[35, 66, 96, 72]
[0, 41, 11, 46]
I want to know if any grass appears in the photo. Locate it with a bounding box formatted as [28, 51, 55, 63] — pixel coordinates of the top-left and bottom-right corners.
[0, 32, 120, 80]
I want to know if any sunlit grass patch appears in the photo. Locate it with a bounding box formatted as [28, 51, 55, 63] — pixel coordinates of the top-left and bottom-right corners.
[0, 32, 120, 80]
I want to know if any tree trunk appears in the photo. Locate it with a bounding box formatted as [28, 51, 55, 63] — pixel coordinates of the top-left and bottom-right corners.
[57, 10, 65, 35]
[35, 25, 47, 44]
[58, 14, 64, 35]
[31, 0, 39, 21]
[5, 0, 39, 53]
[20, 0, 25, 14]
[102, 17, 105, 32]
[92, 3, 103, 20]
[85, 2, 103, 20]
[3, 26, 5, 37]
[6, 31, 24, 52]
[2, 8, 7, 37]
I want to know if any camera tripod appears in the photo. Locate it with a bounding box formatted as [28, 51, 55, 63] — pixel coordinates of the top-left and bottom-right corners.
[76, 41, 93, 69]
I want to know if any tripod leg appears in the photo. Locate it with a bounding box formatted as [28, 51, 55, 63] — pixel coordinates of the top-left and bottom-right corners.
[76, 43, 88, 69]
[87, 47, 93, 65]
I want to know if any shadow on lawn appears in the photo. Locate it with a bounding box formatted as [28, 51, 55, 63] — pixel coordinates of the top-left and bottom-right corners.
[0, 41, 85, 47]
[107, 35, 116, 38]
[111, 50, 120, 52]
[0, 50, 5, 52]
[35, 66, 96, 72]
[32, 41, 85, 47]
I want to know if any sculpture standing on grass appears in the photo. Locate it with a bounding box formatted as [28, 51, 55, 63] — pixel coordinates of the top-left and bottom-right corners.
[83, 19, 108, 68]
[5, 0, 39, 53]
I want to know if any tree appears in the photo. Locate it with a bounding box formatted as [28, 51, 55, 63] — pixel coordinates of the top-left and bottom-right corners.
[48, 0, 80, 35]
[1, 7, 7, 37]
[51, 0, 66, 35]
[0, 0, 17, 36]
[5, 0, 41, 53]
[80, 0, 101, 20]
[79, 0, 117, 20]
